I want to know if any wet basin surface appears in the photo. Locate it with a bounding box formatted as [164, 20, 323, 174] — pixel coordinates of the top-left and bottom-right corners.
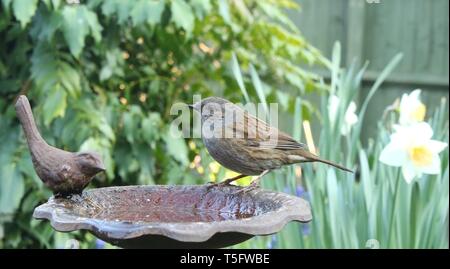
[54, 185, 280, 223]
[34, 185, 312, 248]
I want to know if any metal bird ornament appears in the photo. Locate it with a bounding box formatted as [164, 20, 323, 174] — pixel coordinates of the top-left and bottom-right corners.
[15, 95, 106, 196]
[190, 97, 353, 192]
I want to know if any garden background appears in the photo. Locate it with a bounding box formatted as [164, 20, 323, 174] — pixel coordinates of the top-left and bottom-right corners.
[0, 0, 448, 249]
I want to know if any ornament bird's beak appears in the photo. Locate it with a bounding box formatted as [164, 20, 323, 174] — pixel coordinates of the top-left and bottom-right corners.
[95, 163, 106, 172]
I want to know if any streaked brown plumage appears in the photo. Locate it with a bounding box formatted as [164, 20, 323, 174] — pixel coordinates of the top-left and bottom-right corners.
[190, 97, 352, 190]
[15, 95, 105, 196]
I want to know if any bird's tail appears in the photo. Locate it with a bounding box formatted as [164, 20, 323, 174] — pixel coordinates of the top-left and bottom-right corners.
[310, 156, 354, 173]
[15, 95, 46, 145]
[293, 149, 354, 173]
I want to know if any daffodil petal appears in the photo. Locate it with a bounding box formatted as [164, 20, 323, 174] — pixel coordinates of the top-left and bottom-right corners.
[409, 89, 422, 100]
[402, 162, 418, 184]
[340, 125, 349, 136]
[414, 122, 433, 140]
[399, 93, 408, 109]
[420, 154, 442, 175]
[398, 89, 426, 125]
[426, 140, 448, 154]
[390, 125, 411, 146]
[379, 142, 407, 167]
[328, 95, 340, 125]
[399, 95, 412, 125]
[345, 111, 358, 125]
[392, 124, 403, 132]
[347, 101, 357, 113]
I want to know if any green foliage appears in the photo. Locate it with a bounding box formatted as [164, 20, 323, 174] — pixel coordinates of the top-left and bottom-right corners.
[12, 0, 39, 28]
[60, 4, 102, 57]
[0, 0, 326, 248]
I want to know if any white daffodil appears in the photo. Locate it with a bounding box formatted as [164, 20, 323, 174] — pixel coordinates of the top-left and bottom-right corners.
[379, 122, 448, 184]
[399, 89, 426, 125]
[328, 95, 358, 135]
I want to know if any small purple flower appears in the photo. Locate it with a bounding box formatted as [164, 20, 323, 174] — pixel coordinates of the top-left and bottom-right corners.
[283, 186, 291, 194]
[267, 235, 277, 249]
[95, 239, 106, 249]
[301, 223, 311, 236]
[294, 185, 311, 236]
[295, 186, 305, 197]
[295, 185, 310, 201]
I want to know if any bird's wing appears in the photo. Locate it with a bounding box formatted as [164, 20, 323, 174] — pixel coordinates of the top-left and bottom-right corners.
[56, 164, 72, 182]
[230, 109, 307, 150]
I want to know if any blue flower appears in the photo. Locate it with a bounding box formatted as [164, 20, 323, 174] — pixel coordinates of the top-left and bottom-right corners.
[295, 185, 310, 201]
[295, 186, 305, 197]
[283, 186, 291, 194]
[301, 223, 311, 236]
[95, 239, 106, 249]
[267, 235, 277, 249]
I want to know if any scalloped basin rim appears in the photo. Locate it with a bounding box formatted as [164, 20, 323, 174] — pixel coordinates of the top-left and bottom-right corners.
[33, 185, 312, 243]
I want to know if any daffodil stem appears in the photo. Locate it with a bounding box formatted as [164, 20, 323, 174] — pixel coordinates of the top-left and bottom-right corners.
[387, 169, 401, 247]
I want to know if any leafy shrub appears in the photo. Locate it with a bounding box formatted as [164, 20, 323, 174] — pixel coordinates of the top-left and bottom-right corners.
[0, 0, 326, 248]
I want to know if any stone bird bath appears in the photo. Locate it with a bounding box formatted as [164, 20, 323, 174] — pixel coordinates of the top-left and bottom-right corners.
[33, 185, 312, 248]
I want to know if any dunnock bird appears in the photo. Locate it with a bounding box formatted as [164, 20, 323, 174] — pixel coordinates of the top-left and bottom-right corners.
[15, 95, 105, 196]
[190, 97, 352, 191]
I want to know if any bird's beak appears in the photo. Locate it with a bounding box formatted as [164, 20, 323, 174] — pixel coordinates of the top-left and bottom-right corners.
[188, 104, 194, 109]
[96, 164, 106, 172]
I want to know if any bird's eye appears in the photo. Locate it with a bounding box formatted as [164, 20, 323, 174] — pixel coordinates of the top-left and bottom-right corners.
[78, 153, 95, 161]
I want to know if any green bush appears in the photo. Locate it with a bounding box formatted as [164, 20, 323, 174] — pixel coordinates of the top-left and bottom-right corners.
[0, 0, 326, 248]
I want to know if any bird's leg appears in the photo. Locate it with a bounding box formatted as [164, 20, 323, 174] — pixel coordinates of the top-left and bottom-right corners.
[207, 174, 248, 189]
[235, 170, 270, 194]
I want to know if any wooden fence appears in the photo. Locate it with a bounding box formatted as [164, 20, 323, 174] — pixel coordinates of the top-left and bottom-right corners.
[289, 0, 449, 138]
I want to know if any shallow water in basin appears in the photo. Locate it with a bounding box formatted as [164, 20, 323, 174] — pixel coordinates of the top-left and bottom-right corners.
[53, 186, 281, 223]
[77, 207, 254, 222]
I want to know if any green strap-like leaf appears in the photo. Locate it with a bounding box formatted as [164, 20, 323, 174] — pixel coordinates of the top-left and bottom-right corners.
[249, 64, 268, 115]
[231, 53, 250, 103]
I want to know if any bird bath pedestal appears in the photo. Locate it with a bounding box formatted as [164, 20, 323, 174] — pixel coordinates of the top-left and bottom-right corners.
[33, 185, 312, 248]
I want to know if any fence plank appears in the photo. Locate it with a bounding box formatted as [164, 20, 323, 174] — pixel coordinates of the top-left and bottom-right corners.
[291, 0, 448, 142]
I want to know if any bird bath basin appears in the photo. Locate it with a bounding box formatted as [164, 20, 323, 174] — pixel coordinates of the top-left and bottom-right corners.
[33, 185, 312, 248]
